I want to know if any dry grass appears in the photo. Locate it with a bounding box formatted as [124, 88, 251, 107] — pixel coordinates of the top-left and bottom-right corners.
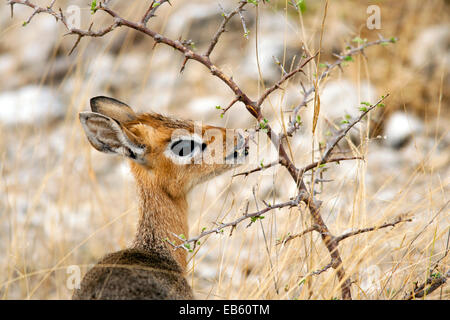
[0, 0, 448, 299]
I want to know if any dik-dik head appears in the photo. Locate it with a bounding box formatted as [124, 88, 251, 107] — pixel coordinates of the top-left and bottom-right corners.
[79, 96, 249, 198]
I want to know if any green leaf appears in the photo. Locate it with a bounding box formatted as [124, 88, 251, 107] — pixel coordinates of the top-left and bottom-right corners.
[215, 105, 221, 109]
[152, 1, 161, 8]
[431, 272, 441, 279]
[319, 63, 327, 68]
[296, 0, 306, 12]
[359, 106, 368, 112]
[22, 21, 28, 27]
[247, 0, 259, 5]
[341, 119, 349, 124]
[361, 101, 371, 106]
[259, 119, 268, 130]
[378, 103, 385, 108]
[352, 37, 365, 44]
[250, 215, 264, 223]
[90, 0, 97, 14]
[345, 114, 351, 120]
[179, 234, 186, 240]
[201, 227, 206, 232]
[390, 37, 397, 43]
[296, 115, 302, 125]
[344, 55, 354, 62]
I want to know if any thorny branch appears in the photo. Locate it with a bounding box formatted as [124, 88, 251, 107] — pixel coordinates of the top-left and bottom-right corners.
[278, 215, 411, 246]
[7, 0, 401, 300]
[167, 194, 303, 252]
[319, 94, 389, 164]
[141, 0, 171, 26]
[205, 1, 247, 57]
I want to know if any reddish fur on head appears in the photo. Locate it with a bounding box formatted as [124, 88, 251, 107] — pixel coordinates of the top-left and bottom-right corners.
[79, 96, 248, 269]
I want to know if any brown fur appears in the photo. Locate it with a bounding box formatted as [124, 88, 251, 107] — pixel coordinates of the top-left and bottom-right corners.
[72, 249, 193, 300]
[75, 97, 247, 300]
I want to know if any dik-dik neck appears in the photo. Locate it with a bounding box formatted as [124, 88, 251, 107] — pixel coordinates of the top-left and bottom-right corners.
[131, 167, 189, 270]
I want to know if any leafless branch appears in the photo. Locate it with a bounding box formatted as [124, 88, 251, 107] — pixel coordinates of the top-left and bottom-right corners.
[257, 53, 317, 107]
[232, 160, 280, 177]
[221, 95, 240, 116]
[298, 156, 364, 177]
[205, 1, 247, 57]
[311, 261, 334, 276]
[333, 216, 412, 243]
[276, 225, 320, 246]
[141, 0, 170, 26]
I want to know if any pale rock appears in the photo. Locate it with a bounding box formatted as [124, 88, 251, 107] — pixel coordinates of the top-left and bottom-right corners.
[320, 80, 377, 121]
[0, 54, 17, 74]
[166, 2, 227, 45]
[0, 85, 64, 125]
[384, 111, 423, 149]
[7, 14, 58, 67]
[410, 24, 450, 75]
[241, 13, 300, 82]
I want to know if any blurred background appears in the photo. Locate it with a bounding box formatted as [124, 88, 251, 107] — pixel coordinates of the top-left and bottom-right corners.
[0, 0, 448, 299]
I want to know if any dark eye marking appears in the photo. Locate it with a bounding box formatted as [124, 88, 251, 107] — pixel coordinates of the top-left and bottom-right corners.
[170, 139, 205, 157]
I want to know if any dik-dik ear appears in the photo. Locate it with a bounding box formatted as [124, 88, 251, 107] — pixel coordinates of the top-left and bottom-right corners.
[90, 96, 137, 122]
[79, 112, 146, 163]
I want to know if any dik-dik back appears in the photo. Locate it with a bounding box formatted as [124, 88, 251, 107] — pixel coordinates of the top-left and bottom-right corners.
[75, 96, 248, 299]
[72, 249, 193, 300]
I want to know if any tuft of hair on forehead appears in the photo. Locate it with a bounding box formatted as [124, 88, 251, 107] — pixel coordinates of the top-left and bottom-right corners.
[124, 112, 194, 131]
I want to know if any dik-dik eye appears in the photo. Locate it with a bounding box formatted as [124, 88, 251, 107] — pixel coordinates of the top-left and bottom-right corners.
[170, 139, 207, 157]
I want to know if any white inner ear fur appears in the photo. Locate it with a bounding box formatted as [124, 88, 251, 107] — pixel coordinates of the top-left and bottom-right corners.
[80, 112, 145, 161]
[164, 134, 204, 165]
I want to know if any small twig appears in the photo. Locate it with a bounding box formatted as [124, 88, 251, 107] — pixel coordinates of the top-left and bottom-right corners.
[238, 4, 249, 39]
[257, 54, 318, 108]
[221, 96, 240, 116]
[205, 1, 247, 57]
[273, 56, 288, 76]
[333, 216, 412, 243]
[232, 160, 281, 177]
[319, 94, 389, 164]
[277, 225, 320, 246]
[140, 0, 170, 26]
[311, 261, 333, 276]
[298, 156, 364, 177]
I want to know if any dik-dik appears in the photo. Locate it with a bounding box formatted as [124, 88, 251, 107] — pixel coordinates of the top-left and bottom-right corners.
[73, 96, 248, 299]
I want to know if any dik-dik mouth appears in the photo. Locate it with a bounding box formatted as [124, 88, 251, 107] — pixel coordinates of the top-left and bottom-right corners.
[224, 132, 249, 163]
